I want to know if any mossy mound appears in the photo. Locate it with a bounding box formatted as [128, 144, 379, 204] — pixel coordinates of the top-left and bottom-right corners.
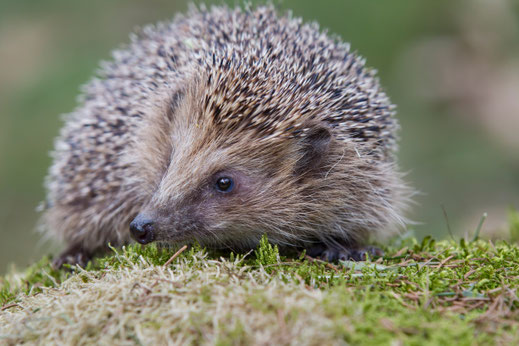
[1, 234, 518, 345]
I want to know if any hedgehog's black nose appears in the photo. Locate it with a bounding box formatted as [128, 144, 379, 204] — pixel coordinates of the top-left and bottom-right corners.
[130, 215, 155, 244]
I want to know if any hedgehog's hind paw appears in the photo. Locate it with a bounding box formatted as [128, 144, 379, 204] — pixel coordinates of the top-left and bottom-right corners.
[306, 244, 383, 262]
[52, 244, 93, 269]
[344, 246, 384, 261]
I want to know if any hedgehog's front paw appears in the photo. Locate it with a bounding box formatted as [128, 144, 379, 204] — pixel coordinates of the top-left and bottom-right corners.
[307, 244, 383, 262]
[52, 244, 92, 269]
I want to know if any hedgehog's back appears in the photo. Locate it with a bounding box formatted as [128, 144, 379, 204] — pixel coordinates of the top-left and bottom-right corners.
[89, 5, 397, 158]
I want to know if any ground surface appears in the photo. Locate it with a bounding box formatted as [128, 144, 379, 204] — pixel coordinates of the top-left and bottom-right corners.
[1, 233, 518, 345]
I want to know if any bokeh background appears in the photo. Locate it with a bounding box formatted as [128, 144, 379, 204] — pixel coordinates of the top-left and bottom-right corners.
[1, 0, 518, 273]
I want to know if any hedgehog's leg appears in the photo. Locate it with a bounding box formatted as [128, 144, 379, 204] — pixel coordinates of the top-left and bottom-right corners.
[52, 243, 94, 269]
[306, 243, 383, 262]
[43, 200, 133, 269]
[43, 185, 141, 269]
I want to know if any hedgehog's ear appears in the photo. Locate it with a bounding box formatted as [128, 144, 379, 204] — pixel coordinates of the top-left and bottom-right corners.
[294, 125, 332, 176]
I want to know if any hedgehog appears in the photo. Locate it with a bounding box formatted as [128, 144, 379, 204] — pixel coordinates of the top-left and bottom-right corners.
[41, 5, 411, 267]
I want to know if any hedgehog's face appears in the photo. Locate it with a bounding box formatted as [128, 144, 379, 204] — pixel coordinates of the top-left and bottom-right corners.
[129, 104, 333, 249]
[130, 159, 261, 247]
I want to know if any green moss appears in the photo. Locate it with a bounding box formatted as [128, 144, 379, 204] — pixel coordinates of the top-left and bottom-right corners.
[254, 234, 280, 267]
[0, 255, 69, 305]
[1, 229, 518, 344]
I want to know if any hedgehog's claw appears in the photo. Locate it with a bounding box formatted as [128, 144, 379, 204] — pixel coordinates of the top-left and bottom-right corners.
[52, 244, 92, 269]
[307, 244, 383, 262]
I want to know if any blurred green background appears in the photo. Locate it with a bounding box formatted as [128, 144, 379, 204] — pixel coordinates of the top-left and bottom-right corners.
[1, 0, 518, 273]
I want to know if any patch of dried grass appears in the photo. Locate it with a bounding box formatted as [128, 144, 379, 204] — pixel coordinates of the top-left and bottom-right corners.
[0, 252, 341, 345]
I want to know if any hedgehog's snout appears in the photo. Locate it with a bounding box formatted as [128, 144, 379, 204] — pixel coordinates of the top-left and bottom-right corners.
[130, 214, 155, 244]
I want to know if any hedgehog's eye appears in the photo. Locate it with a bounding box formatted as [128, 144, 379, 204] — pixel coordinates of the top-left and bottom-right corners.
[215, 177, 234, 193]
